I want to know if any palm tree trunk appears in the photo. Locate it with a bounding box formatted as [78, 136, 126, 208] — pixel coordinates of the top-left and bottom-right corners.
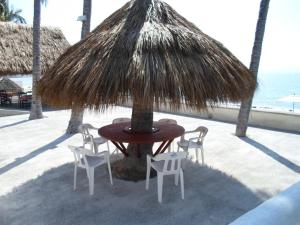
[66, 105, 84, 133]
[112, 100, 154, 181]
[235, 0, 270, 136]
[66, 0, 92, 134]
[29, 0, 43, 120]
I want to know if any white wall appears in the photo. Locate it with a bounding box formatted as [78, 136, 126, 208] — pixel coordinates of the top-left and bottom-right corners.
[123, 101, 300, 133]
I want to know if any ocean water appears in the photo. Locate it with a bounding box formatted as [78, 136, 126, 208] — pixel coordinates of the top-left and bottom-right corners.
[10, 73, 300, 112]
[253, 73, 300, 111]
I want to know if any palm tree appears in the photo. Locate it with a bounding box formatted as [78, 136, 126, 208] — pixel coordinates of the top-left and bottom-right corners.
[66, 0, 92, 134]
[29, 0, 47, 120]
[235, 0, 270, 136]
[0, 0, 26, 23]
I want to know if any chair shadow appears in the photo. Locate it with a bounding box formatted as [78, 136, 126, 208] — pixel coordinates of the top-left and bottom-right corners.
[0, 160, 269, 225]
[240, 137, 300, 173]
[0, 120, 29, 129]
[0, 134, 73, 175]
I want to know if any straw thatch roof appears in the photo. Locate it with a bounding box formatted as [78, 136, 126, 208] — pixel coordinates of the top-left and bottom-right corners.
[40, 0, 256, 110]
[0, 22, 69, 76]
[0, 77, 22, 92]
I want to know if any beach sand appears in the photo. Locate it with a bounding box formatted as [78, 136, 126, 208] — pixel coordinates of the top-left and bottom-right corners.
[0, 107, 299, 225]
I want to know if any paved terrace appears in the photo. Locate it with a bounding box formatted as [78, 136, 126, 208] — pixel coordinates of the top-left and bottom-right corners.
[0, 107, 299, 225]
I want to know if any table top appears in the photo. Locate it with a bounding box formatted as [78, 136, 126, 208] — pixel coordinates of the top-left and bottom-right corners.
[98, 122, 185, 144]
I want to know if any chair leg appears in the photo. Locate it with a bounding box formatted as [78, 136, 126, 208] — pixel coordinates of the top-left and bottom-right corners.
[73, 165, 77, 191]
[175, 173, 179, 186]
[157, 173, 163, 203]
[146, 163, 151, 190]
[195, 148, 199, 163]
[88, 168, 94, 195]
[106, 142, 110, 154]
[90, 143, 95, 154]
[201, 146, 205, 165]
[180, 169, 184, 200]
[107, 161, 113, 185]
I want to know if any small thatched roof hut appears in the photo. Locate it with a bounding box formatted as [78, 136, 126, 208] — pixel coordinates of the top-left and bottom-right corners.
[0, 22, 70, 76]
[0, 77, 22, 92]
[40, 0, 256, 110]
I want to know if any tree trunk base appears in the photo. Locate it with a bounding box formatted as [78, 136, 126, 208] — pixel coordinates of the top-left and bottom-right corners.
[29, 100, 43, 120]
[112, 158, 156, 182]
[66, 106, 84, 134]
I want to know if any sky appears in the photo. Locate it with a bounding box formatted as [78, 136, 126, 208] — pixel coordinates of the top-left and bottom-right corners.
[8, 0, 300, 75]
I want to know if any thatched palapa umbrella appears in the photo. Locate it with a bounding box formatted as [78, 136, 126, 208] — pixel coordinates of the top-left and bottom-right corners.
[0, 22, 69, 76]
[0, 77, 22, 92]
[39, 0, 256, 181]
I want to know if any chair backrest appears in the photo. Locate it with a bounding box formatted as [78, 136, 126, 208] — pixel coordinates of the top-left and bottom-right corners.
[78, 124, 97, 153]
[112, 117, 131, 124]
[181, 126, 208, 144]
[155, 152, 187, 174]
[79, 123, 93, 141]
[69, 145, 87, 168]
[195, 126, 208, 144]
[158, 118, 177, 124]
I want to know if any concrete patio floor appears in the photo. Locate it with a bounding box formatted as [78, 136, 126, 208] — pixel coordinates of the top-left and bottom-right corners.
[0, 107, 299, 225]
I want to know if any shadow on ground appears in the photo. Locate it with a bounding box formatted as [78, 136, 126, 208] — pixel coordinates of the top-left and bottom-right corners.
[0, 160, 268, 225]
[0, 120, 30, 129]
[0, 134, 73, 175]
[240, 137, 300, 173]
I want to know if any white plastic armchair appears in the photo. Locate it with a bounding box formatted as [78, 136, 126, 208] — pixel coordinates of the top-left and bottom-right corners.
[177, 126, 208, 164]
[158, 118, 178, 152]
[69, 145, 113, 195]
[79, 123, 109, 154]
[146, 152, 187, 203]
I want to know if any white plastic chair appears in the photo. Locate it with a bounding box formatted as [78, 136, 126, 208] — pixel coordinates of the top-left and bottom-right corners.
[146, 152, 187, 203]
[158, 118, 178, 152]
[177, 126, 208, 164]
[69, 145, 113, 195]
[79, 123, 109, 154]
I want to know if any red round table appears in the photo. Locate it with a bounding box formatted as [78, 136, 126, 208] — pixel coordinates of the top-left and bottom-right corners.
[98, 122, 185, 157]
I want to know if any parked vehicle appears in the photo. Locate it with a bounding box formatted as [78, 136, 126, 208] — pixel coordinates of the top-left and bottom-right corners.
[19, 91, 32, 106]
[0, 90, 12, 105]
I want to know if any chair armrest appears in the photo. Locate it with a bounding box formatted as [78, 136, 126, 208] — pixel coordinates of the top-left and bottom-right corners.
[180, 129, 198, 141]
[88, 124, 99, 130]
[184, 129, 198, 135]
[147, 154, 160, 165]
[69, 145, 94, 156]
[80, 148, 110, 161]
[77, 147, 96, 156]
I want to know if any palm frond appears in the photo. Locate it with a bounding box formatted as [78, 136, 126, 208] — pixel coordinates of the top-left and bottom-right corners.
[0, 22, 70, 76]
[0, 1, 26, 24]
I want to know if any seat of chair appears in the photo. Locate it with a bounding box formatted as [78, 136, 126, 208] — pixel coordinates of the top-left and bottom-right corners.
[80, 155, 106, 168]
[177, 139, 202, 149]
[151, 160, 179, 173]
[84, 136, 107, 145]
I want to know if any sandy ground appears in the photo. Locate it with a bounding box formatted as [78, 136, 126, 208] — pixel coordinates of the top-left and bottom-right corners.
[0, 107, 299, 225]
